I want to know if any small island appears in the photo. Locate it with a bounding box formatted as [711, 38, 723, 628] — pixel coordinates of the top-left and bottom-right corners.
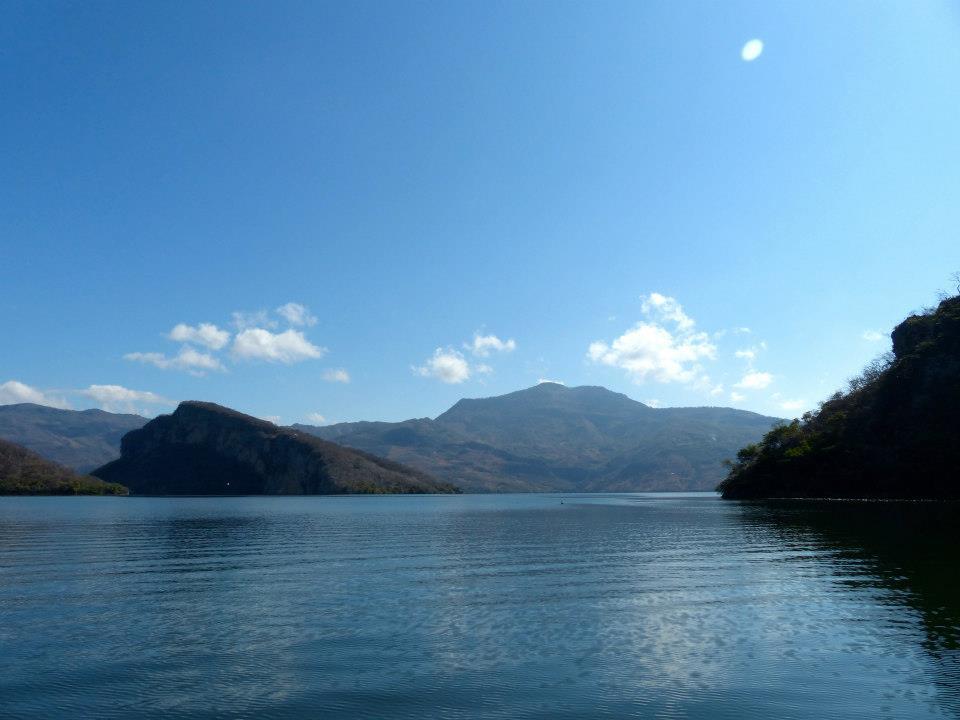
[0, 437, 128, 495]
[720, 292, 960, 499]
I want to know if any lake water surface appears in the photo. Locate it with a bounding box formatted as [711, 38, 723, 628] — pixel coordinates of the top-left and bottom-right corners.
[1, 493, 958, 719]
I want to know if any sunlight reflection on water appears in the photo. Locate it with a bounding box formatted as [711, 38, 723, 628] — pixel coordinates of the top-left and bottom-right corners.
[0, 493, 957, 719]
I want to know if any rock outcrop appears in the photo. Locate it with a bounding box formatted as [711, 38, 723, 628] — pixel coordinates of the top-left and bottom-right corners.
[92, 402, 458, 495]
[720, 294, 960, 499]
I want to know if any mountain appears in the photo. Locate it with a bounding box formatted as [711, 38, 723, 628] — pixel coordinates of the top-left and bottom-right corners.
[0, 437, 128, 495]
[293, 383, 779, 492]
[0, 404, 147, 472]
[720, 293, 960, 499]
[93, 401, 458, 495]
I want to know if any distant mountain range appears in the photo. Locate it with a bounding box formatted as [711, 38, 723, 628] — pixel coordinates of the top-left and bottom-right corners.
[0, 384, 779, 493]
[92, 401, 457, 495]
[294, 383, 780, 492]
[0, 404, 147, 473]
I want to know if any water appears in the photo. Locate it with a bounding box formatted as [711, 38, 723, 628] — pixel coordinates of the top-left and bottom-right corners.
[1, 493, 958, 719]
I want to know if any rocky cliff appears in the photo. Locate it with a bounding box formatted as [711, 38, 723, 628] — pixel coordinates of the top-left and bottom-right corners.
[93, 402, 458, 495]
[720, 294, 960, 499]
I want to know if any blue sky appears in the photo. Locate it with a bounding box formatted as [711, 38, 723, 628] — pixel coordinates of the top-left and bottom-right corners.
[2, 1, 959, 423]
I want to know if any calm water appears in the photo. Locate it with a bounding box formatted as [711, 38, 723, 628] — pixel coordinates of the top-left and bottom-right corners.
[1, 493, 958, 719]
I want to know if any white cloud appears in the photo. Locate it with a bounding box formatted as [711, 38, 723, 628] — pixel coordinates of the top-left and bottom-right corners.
[124, 347, 226, 376]
[537, 378, 565, 385]
[714, 326, 753, 340]
[414, 348, 471, 384]
[645, 399, 664, 408]
[306, 412, 327, 424]
[322, 368, 351, 383]
[169, 348, 226, 373]
[232, 328, 326, 364]
[709, 384, 724, 397]
[734, 371, 773, 390]
[276, 302, 318, 327]
[0, 380, 71, 409]
[168, 322, 230, 350]
[741, 39, 763, 62]
[862, 330, 884, 342]
[261, 415, 281, 425]
[735, 341, 768, 366]
[588, 293, 716, 385]
[231, 310, 276, 330]
[81, 384, 174, 414]
[730, 391, 746, 403]
[417, 332, 516, 381]
[467, 334, 517, 357]
[780, 398, 807, 412]
[641, 292, 695, 331]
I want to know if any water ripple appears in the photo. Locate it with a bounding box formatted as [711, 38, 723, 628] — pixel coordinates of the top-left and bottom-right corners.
[0, 494, 957, 719]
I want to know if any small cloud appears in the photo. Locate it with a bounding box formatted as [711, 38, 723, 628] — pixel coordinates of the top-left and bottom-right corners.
[0, 380, 71, 409]
[81, 384, 174, 414]
[276, 302, 318, 327]
[414, 348, 471, 384]
[232, 328, 326, 364]
[734, 371, 773, 390]
[475, 363, 494, 375]
[735, 342, 767, 367]
[709, 384, 724, 397]
[718, 326, 753, 339]
[588, 293, 716, 385]
[645, 399, 664, 408]
[862, 330, 884, 342]
[641, 292, 695, 331]
[741, 39, 763, 62]
[322, 368, 351, 383]
[306, 412, 327, 424]
[730, 391, 746, 403]
[780, 398, 807, 412]
[466, 334, 516, 357]
[538, 378, 565, 385]
[261, 415, 281, 425]
[168, 323, 230, 350]
[124, 347, 226, 376]
[231, 310, 276, 330]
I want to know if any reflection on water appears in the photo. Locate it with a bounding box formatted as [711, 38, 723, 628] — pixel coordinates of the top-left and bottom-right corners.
[0, 494, 957, 719]
[741, 500, 960, 707]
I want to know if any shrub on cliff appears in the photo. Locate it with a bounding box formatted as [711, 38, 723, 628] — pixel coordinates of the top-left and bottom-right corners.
[719, 293, 960, 499]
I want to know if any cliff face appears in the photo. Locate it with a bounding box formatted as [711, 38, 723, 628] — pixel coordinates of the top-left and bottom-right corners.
[92, 402, 458, 495]
[720, 295, 960, 499]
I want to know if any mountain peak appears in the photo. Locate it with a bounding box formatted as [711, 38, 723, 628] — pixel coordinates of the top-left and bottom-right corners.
[300, 382, 777, 492]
